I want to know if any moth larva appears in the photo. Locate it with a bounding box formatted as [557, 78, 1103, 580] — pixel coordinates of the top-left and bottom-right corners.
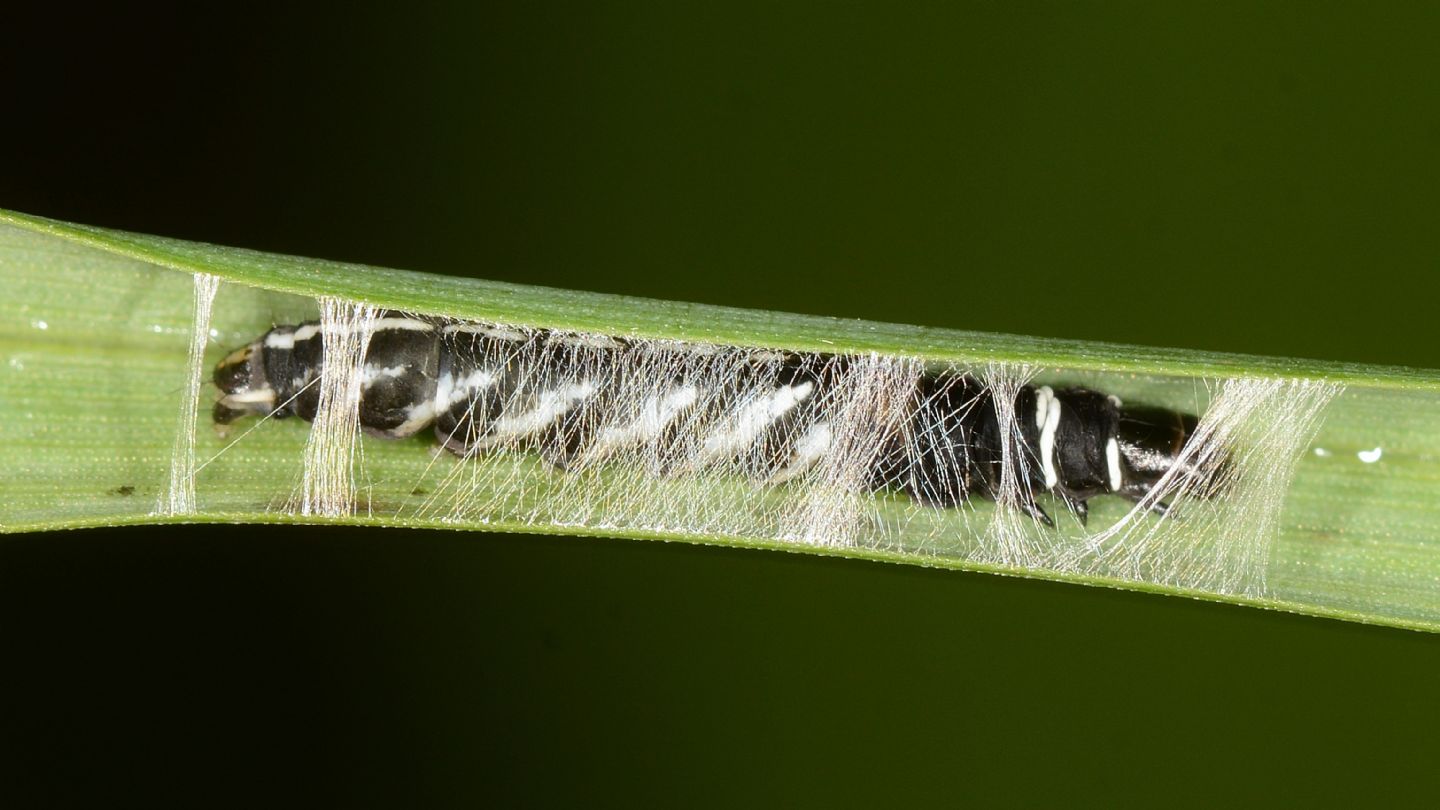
[213, 312, 1221, 526]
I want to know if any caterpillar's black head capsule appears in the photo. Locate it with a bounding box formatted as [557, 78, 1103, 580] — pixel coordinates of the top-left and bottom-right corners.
[212, 343, 276, 424]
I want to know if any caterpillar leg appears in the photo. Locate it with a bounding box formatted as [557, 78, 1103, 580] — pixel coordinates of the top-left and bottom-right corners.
[1017, 497, 1054, 527]
[1119, 484, 1173, 518]
[1057, 492, 1090, 526]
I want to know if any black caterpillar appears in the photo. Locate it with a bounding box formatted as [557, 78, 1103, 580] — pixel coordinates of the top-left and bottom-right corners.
[213, 314, 1211, 525]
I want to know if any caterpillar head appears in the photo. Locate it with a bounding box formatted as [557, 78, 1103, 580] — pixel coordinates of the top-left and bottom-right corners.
[212, 342, 276, 424]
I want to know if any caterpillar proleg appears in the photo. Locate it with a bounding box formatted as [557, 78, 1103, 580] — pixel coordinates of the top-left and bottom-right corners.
[9, 212, 1440, 631]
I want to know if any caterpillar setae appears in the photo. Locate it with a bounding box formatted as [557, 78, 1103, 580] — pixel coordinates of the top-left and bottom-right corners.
[213, 311, 1220, 527]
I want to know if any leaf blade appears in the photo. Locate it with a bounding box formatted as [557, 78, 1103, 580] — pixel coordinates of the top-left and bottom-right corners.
[3, 210, 1439, 632]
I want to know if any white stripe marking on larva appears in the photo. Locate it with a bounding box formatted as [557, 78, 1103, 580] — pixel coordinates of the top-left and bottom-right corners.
[583, 386, 702, 463]
[1105, 437, 1123, 491]
[697, 381, 814, 463]
[282, 318, 430, 348]
[766, 421, 833, 484]
[479, 382, 597, 444]
[1035, 385, 1054, 429]
[219, 388, 276, 406]
[372, 317, 433, 332]
[609, 386, 700, 444]
[435, 369, 499, 410]
[1108, 394, 1123, 408]
[385, 399, 437, 438]
[291, 323, 321, 343]
[443, 323, 529, 341]
[1039, 396, 1062, 489]
[361, 364, 409, 387]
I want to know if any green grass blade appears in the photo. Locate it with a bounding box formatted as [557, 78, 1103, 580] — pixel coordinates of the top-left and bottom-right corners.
[3, 208, 1439, 632]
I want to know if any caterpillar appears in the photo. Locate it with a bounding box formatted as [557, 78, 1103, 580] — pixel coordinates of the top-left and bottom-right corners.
[212, 312, 1216, 526]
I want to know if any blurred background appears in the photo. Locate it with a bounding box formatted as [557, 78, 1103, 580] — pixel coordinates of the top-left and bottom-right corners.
[3, 3, 1439, 806]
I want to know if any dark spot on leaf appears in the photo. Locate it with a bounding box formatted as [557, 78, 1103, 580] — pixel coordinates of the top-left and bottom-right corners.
[113, 485, 136, 496]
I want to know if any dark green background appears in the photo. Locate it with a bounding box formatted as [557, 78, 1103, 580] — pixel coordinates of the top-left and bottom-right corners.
[4, 3, 1439, 806]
